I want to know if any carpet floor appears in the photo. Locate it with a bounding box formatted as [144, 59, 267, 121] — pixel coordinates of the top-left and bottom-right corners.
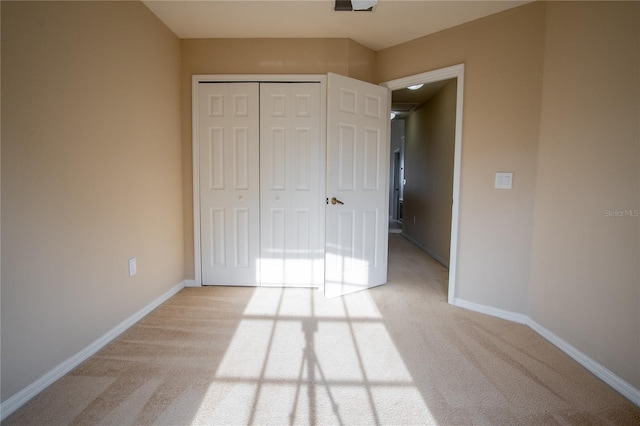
[4, 234, 639, 425]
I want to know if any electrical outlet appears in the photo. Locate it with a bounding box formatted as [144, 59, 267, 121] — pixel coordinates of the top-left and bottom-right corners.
[129, 257, 137, 277]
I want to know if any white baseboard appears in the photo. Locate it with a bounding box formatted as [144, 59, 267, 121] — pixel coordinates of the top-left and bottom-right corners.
[184, 279, 200, 287]
[453, 297, 529, 324]
[527, 319, 640, 406]
[0, 280, 186, 421]
[452, 297, 640, 407]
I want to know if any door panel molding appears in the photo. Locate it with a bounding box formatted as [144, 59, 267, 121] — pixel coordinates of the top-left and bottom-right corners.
[197, 82, 260, 286]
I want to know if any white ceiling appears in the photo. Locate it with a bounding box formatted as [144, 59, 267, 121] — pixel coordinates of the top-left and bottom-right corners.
[142, 0, 531, 51]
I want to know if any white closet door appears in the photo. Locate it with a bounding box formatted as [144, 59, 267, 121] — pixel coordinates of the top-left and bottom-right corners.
[325, 73, 390, 297]
[198, 83, 260, 286]
[260, 83, 324, 287]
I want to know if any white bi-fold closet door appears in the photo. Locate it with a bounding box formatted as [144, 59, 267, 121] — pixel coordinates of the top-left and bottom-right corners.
[198, 82, 323, 287]
[259, 83, 324, 287]
[196, 74, 390, 296]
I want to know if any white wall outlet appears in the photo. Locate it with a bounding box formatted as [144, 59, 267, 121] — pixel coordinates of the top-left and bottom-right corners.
[128, 257, 137, 277]
[495, 172, 513, 189]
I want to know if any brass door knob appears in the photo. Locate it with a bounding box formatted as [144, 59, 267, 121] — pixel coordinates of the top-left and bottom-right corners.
[331, 197, 344, 205]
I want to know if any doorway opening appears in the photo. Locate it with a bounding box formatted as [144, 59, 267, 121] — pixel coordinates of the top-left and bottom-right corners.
[382, 64, 465, 305]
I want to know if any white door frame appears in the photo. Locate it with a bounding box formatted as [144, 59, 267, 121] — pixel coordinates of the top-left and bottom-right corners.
[191, 74, 327, 286]
[380, 63, 465, 305]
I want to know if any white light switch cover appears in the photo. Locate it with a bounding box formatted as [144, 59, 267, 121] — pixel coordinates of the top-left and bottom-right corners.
[495, 172, 513, 189]
[129, 257, 137, 277]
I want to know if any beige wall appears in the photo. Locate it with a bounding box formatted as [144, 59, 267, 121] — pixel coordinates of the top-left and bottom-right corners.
[403, 80, 456, 265]
[377, 2, 546, 312]
[347, 39, 377, 83]
[529, 2, 640, 389]
[1, 1, 183, 401]
[180, 38, 376, 279]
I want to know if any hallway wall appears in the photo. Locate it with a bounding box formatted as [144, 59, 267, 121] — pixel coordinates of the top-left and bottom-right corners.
[402, 80, 456, 266]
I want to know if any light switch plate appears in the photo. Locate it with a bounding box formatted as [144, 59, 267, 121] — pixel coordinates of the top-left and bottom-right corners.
[129, 257, 137, 277]
[495, 172, 513, 189]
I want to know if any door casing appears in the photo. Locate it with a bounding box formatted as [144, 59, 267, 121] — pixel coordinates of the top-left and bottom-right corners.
[381, 63, 465, 305]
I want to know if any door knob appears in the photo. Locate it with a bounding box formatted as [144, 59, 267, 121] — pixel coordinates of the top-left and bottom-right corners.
[331, 197, 344, 205]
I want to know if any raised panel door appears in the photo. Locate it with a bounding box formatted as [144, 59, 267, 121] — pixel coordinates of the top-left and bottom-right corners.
[198, 83, 260, 285]
[259, 83, 324, 287]
[325, 73, 390, 297]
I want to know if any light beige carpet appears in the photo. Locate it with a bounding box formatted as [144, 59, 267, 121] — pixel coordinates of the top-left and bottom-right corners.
[4, 235, 639, 425]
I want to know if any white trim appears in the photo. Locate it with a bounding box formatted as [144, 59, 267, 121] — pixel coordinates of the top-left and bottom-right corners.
[381, 63, 465, 307]
[192, 76, 202, 286]
[0, 281, 186, 421]
[452, 297, 640, 406]
[453, 297, 528, 324]
[184, 279, 199, 288]
[528, 319, 640, 406]
[192, 75, 327, 286]
[193, 74, 327, 83]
